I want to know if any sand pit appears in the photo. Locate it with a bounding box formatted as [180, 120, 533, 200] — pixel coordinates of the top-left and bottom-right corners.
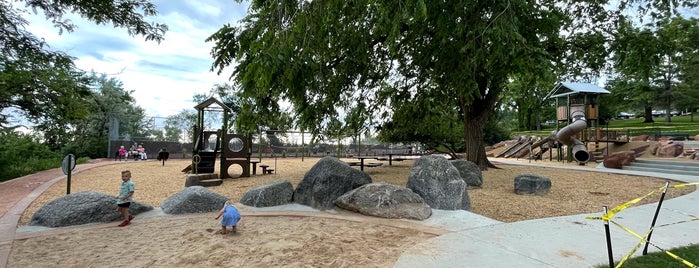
[8, 156, 695, 267]
[11, 213, 438, 267]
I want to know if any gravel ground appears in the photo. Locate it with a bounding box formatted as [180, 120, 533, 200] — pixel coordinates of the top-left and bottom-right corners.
[19, 156, 695, 225]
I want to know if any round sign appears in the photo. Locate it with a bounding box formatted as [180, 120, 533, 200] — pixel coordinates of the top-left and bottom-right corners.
[61, 154, 76, 175]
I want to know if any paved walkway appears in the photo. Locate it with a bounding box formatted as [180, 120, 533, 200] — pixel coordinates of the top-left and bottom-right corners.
[0, 159, 120, 268]
[1, 159, 697, 268]
[393, 159, 699, 268]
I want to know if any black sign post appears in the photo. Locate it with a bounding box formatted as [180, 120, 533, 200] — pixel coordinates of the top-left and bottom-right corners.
[62, 154, 76, 195]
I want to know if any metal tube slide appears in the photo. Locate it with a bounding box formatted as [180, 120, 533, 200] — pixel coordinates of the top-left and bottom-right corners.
[551, 111, 590, 163]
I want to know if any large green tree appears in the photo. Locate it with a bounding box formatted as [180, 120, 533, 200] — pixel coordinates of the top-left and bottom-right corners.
[209, 0, 696, 169]
[64, 74, 144, 158]
[611, 16, 699, 123]
[0, 0, 166, 130]
[163, 110, 197, 142]
[676, 51, 699, 119]
[504, 73, 558, 131]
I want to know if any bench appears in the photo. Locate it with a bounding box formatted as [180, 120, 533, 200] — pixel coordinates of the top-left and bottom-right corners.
[365, 163, 383, 168]
[659, 132, 688, 140]
[259, 164, 274, 174]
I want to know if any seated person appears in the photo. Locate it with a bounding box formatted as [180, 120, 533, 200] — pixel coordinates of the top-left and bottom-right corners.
[137, 144, 147, 160]
[129, 143, 139, 160]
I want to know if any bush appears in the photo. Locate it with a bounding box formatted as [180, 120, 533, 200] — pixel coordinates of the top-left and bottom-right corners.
[0, 132, 61, 182]
[484, 120, 511, 146]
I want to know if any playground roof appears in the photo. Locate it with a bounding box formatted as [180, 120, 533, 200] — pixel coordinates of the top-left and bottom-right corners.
[546, 82, 610, 99]
[194, 97, 232, 112]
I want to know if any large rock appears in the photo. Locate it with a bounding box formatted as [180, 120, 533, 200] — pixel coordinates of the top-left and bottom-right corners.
[656, 142, 684, 158]
[335, 182, 432, 220]
[29, 191, 153, 227]
[240, 180, 294, 207]
[449, 159, 483, 188]
[161, 186, 228, 214]
[406, 155, 470, 210]
[293, 156, 372, 210]
[603, 151, 636, 169]
[514, 174, 551, 196]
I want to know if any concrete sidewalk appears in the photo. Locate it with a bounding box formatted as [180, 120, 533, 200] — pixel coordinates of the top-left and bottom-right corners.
[0, 160, 123, 268]
[393, 159, 699, 268]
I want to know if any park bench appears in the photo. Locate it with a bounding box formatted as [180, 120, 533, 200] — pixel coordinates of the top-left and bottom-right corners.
[365, 162, 383, 168]
[659, 132, 688, 141]
[259, 164, 274, 174]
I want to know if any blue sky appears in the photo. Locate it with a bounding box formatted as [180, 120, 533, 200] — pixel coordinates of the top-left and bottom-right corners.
[26, 0, 249, 117]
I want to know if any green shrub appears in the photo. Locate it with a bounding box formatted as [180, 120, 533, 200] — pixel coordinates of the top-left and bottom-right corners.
[0, 132, 61, 182]
[594, 243, 699, 267]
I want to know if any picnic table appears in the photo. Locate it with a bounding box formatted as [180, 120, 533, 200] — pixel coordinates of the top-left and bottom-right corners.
[250, 159, 260, 175]
[353, 156, 383, 171]
[259, 164, 274, 174]
[377, 153, 407, 166]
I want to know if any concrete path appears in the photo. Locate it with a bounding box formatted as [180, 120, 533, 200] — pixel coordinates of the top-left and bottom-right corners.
[0, 159, 122, 268]
[393, 159, 699, 268]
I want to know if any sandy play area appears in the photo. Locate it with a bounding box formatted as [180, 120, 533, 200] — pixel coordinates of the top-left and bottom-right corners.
[8, 156, 696, 267]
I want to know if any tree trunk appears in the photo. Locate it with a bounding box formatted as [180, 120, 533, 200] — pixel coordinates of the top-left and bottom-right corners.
[460, 76, 500, 171]
[643, 105, 654, 123]
[463, 114, 493, 170]
[664, 81, 672, 123]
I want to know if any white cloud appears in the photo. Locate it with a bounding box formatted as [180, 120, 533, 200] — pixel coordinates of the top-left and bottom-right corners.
[25, 0, 247, 117]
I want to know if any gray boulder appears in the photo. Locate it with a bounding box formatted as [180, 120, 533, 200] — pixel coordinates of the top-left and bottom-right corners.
[450, 159, 483, 188]
[29, 191, 153, 227]
[161, 186, 228, 214]
[240, 180, 294, 207]
[293, 156, 372, 210]
[335, 182, 432, 220]
[407, 155, 470, 210]
[514, 174, 551, 196]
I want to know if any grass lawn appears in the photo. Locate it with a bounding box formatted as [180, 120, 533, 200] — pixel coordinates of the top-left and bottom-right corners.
[594, 243, 699, 268]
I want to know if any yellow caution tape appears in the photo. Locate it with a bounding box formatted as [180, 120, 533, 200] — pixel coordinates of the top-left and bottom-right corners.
[664, 251, 699, 268]
[671, 182, 699, 189]
[603, 185, 666, 221]
[656, 217, 699, 228]
[585, 182, 699, 267]
[610, 220, 697, 268]
[586, 181, 697, 221]
[585, 216, 604, 220]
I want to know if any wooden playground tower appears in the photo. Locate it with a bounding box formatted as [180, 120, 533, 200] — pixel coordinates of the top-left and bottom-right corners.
[495, 82, 611, 162]
[546, 82, 611, 162]
[191, 97, 252, 179]
[549, 82, 610, 136]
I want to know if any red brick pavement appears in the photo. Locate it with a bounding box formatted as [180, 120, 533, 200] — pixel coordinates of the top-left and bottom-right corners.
[0, 159, 118, 268]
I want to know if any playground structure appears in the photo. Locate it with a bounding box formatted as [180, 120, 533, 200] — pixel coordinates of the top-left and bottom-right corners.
[188, 97, 252, 179]
[494, 82, 612, 163]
